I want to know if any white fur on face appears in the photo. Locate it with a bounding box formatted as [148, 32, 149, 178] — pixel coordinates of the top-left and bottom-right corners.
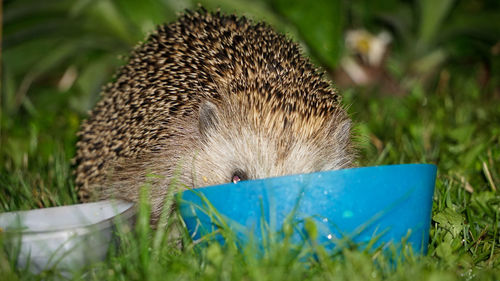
[188, 122, 351, 187]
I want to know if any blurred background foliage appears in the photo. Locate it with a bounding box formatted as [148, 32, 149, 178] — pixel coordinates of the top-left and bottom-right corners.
[1, 0, 499, 207]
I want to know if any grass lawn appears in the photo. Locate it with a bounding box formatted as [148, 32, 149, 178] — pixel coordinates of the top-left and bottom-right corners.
[1, 73, 499, 280]
[1, 0, 500, 280]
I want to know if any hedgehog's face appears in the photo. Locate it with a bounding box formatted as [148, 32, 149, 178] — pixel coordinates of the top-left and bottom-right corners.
[187, 100, 353, 188]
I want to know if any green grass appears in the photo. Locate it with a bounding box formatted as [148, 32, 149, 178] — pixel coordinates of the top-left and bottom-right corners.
[1, 72, 499, 280]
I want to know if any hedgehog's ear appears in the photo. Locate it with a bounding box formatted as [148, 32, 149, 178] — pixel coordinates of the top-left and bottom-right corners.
[199, 101, 220, 138]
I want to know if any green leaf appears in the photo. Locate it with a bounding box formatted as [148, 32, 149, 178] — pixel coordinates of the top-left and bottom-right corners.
[196, 0, 294, 36]
[113, 0, 173, 34]
[433, 208, 464, 237]
[206, 243, 223, 265]
[435, 238, 453, 259]
[304, 218, 318, 241]
[87, 0, 138, 44]
[271, 0, 345, 68]
[418, 0, 454, 46]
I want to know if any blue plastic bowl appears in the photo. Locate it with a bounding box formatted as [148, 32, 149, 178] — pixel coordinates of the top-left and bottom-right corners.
[178, 164, 437, 254]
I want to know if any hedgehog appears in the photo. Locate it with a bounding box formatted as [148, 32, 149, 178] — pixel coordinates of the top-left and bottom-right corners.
[74, 10, 355, 222]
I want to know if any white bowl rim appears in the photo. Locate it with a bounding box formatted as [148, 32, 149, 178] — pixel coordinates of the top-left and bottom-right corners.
[0, 200, 136, 236]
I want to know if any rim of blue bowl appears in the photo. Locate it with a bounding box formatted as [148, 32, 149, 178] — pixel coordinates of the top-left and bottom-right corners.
[178, 163, 437, 195]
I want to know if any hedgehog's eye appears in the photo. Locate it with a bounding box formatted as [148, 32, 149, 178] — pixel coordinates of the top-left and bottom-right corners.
[231, 169, 248, 184]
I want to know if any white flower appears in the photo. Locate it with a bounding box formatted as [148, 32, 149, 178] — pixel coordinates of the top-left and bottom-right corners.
[345, 29, 392, 67]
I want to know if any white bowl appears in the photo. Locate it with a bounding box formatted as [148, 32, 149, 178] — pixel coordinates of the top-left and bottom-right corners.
[0, 200, 135, 274]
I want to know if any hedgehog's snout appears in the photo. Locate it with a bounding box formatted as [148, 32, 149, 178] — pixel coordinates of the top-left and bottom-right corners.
[231, 169, 248, 183]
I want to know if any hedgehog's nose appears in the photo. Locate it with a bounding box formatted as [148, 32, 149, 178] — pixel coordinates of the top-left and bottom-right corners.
[232, 175, 241, 184]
